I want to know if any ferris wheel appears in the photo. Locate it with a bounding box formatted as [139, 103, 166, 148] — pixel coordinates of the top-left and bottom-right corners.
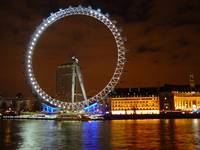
[25, 6, 126, 110]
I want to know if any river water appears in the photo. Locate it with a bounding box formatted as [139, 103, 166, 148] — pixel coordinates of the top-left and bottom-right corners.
[0, 119, 200, 150]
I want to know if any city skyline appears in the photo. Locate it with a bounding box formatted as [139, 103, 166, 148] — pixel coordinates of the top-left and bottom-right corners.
[0, 0, 200, 97]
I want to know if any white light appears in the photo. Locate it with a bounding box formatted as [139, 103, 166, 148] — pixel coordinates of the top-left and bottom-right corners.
[41, 26, 44, 30]
[31, 42, 34, 45]
[34, 85, 37, 89]
[28, 51, 32, 55]
[33, 38, 36, 41]
[38, 30, 41, 33]
[105, 13, 109, 17]
[28, 69, 31, 72]
[35, 34, 39, 37]
[97, 8, 101, 12]
[90, 10, 94, 14]
[29, 46, 33, 50]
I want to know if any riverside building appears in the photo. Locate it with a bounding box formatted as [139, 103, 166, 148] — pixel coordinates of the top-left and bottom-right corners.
[109, 88, 160, 114]
[174, 91, 200, 112]
[109, 84, 200, 114]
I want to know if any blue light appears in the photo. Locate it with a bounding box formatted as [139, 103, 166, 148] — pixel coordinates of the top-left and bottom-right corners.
[84, 103, 98, 111]
[42, 103, 60, 113]
[84, 102, 103, 114]
[82, 121, 100, 150]
[192, 109, 200, 113]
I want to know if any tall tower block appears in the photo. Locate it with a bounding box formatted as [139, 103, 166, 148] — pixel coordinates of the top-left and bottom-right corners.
[55, 57, 87, 103]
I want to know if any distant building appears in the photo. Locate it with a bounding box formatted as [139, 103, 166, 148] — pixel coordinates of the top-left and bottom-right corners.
[0, 97, 34, 113]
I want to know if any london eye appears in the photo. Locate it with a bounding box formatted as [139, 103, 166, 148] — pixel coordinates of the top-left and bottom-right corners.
[25, 6, 126, 110]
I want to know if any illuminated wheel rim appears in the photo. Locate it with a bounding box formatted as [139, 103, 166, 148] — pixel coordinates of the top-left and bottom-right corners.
[25, 6, 126, 109]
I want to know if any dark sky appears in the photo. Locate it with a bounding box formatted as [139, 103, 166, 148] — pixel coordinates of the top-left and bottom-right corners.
[0, 0, 200, 97]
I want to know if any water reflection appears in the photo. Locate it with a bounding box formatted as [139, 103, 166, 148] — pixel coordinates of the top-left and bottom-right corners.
[82, 121, 100, 150]
[110, 120, 161, 149]
[159, 119, 177, 149]
[0, 119, 200, 149]
[109, 119, 200, 149]
[0, 120, 22, 149]
[18, 121, 61, 149]
[192, 119, 200, 149]
[4, 121, 12, 145]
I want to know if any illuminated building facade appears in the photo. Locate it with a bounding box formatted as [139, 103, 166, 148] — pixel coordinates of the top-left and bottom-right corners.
[109, 88, 160, 114]
[174, 92, 200, 112]
[173, 73, 200, 112]
[109, 84, 200, 114]
[160, 84, 200, 112]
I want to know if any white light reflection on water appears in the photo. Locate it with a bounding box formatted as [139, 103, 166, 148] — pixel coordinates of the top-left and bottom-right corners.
[0, 119, 200, 150]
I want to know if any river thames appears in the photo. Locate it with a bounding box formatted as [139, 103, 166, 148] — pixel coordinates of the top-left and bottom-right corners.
[0, 119, 200, 150]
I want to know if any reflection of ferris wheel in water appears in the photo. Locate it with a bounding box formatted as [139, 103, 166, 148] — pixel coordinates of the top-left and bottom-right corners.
[25, 6, 126, 110]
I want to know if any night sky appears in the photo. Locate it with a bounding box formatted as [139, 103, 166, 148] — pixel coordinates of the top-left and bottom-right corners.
[0, 0, 200, 97]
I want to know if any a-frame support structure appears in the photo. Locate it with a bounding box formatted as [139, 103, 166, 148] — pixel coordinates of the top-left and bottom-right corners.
[71, 56, 87, 103]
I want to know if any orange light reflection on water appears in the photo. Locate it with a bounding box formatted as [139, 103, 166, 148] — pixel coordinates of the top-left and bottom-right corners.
[4, 121, 12, 145]
[110, 119, 199, 149]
